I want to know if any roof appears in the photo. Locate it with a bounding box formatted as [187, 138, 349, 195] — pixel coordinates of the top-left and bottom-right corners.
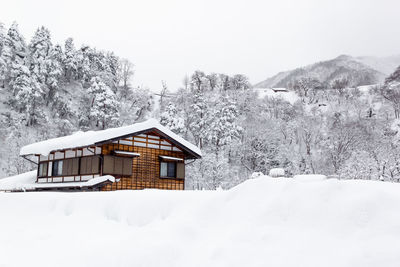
[20, 119, 202, 159]
[0, 171, 115, 191]
[32, 176, 115, 190]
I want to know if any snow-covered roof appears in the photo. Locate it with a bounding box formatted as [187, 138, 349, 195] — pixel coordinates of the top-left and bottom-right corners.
[0, 171, 115, 191]
[20, 119, 202, 158]
[32, 176, 115, 190]
[159, 156, 184, 161]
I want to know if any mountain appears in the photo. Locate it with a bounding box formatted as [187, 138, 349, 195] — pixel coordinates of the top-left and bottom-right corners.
[254, 55, 390, 88]
[356, 55, 400, 76]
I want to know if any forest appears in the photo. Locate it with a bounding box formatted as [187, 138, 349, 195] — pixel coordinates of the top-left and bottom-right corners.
[1, 22, 400, 189]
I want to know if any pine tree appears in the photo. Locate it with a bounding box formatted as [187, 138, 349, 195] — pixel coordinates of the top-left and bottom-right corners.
[63, 38, 77, 81]
[188, 88, 209, 149]
[88, 76, 120, 129]
[76, 45, 91, 82]
[44, 46, 63, 102]
[29, 26, 52, 83]
[160, 102, 185, 135]
[2, 22, 27, 86]
[0, 22, 5, 54]
[206, 96, 242, 159]
[0, 23, 6, 86]
[11, 64, 45, 125]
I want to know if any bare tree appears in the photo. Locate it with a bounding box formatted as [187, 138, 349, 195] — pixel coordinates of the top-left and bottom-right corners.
[159, 80, 169, 112]
[291, 77, 323, 104]
[116, 58, 134, 97]
[331, 77, 349, 102]
[380, 66, 400, 118]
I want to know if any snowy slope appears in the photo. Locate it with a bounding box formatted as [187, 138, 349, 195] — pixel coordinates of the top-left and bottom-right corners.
[255, 55, 386, 88]
[253, 88, 299, 104]
[356, 55, 400, 76]
[1, 175, 400, 267]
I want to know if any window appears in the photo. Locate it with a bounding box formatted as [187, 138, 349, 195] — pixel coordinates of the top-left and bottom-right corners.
[103, 155, 132, 176]
[62, 158, 80, 176]
[160, 162, 176, 178]
[160, 161, 185, 179]
[80, 156, 100, 175]
[52, 160, 63, 176]
[38, 162, 48, 177]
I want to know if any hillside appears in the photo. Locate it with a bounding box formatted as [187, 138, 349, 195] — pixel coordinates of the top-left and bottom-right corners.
[356, 55, 400, 76]
[0, 23, 154, 178]
[1, 175, 400, 266]
[255, 55, 388, 88]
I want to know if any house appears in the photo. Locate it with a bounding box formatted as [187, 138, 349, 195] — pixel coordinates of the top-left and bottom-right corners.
[272, 88, 289, 93]
[19, 119, 202, 191]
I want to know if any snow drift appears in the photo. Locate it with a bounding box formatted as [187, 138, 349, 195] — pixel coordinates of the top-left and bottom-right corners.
[1, 175, 400, 267]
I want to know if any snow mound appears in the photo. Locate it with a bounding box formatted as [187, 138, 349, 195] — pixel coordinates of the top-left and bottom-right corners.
[269, 168, 285, 177]
[254, 88, 299, 104]
[1, 176, 400, 266]
[250, 171, 264, 178]
[293, 174, 327, 181]
[0, 171, 115, 191]
[0, 170, 37, 191]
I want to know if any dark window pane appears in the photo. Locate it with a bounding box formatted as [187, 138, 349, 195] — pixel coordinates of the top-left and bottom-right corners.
[167, 162, 176, 178]
[52, 161, 58, 176]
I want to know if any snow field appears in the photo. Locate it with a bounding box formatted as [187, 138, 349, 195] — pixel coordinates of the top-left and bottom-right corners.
[1, 176, 400, 266]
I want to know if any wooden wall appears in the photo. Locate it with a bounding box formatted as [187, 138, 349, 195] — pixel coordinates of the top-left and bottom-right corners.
[101, 132, 185, 191]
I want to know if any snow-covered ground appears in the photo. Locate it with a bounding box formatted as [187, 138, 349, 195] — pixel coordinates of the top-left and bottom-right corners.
[1, 175, 400, 267]
[253, 87, 299, 104]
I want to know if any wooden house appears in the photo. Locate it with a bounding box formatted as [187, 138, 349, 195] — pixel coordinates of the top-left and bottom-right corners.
[19, 119, 201, 191]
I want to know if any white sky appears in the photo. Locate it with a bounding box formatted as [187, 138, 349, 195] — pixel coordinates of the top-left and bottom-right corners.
[1, 0, 400, 91]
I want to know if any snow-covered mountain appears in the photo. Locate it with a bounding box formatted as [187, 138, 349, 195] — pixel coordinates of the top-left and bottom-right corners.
[254, 55, 397, 88]
[356, 55, 400, 76]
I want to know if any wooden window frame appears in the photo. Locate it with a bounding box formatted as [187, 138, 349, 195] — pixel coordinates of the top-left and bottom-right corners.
[38, 162, 48, 178]
[52, 160, 63, 177]
[103, 155, 133, 177]
[160, 161, 177, 179]
[79, 155, 101, 175]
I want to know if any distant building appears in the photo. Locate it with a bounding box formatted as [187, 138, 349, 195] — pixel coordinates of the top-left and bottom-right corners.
[19, 119, 201, 191]
[272, 88, 289, 93]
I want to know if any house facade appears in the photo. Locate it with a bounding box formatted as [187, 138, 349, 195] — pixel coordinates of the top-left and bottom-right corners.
[19, 119, 201, 191]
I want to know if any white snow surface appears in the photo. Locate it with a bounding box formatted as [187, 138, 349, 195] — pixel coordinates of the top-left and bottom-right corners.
[0, 171, 115, 191]
[0, 170, 37, 190]
[269, 168, 285, 177]
[293, 174, 327, 181]
[1, 175, 400, 266]
[254, 88, 299, 104]
[19, 118, 201, 157]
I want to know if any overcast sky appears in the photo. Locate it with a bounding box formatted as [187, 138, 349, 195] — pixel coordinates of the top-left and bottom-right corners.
[1, 0, 400, 91]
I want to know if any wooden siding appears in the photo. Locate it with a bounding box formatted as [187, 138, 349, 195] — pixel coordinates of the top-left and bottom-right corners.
[101, 132, 185, 191]
[36, 147, 102, 183]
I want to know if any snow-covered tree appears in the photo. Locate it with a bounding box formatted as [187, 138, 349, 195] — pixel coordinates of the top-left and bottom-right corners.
[88, 76, 120, 129]
[381, 65, 400, 118]
[206, 96, 242, 159]
[290, 77, 323, 104]
[188, 88, 209, 149]
[116, 58, 134, 97]
[43, 46, 63, 102]
[2, 22, 27, 87]
[63, 38, 77, 81]
[160, 103, 185, 135]
[29, 26, 52, 83]
[9, 64, 45, 125]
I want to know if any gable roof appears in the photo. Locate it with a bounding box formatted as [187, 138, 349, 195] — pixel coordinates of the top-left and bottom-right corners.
[20, 119, 202, 159]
